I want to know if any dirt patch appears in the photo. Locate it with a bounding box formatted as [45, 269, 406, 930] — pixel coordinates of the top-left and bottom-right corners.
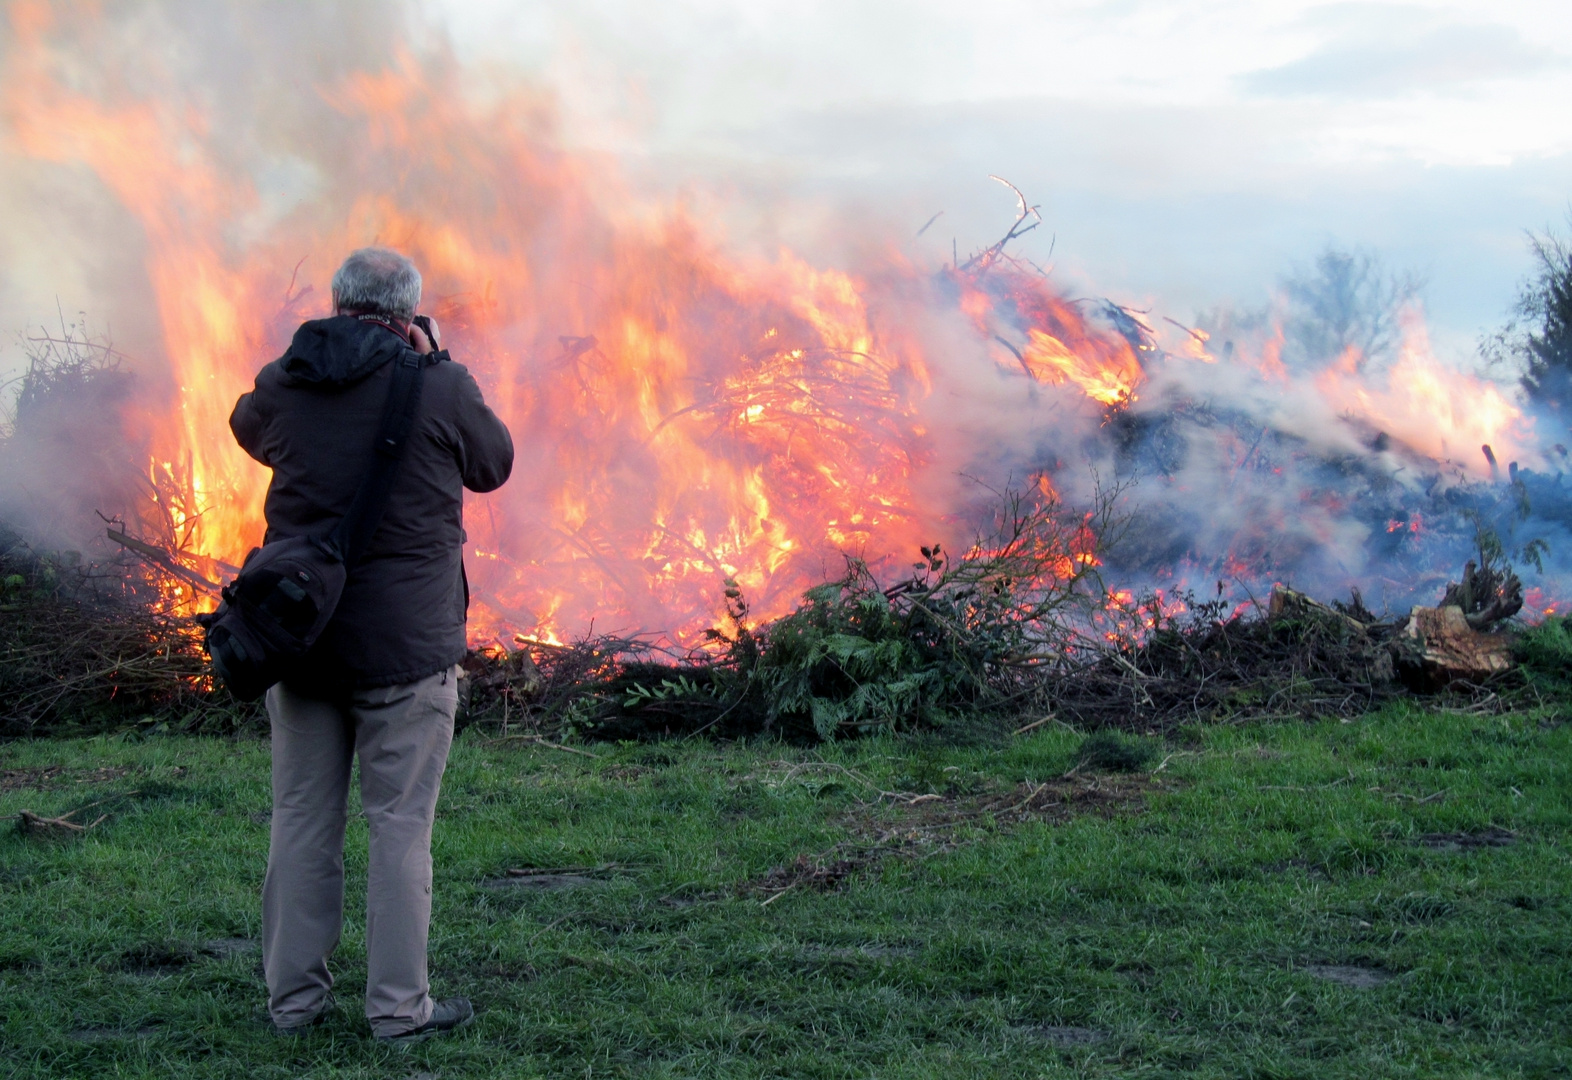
[1303, 964, 1396, 988]
[2, 767, 69, 791]
[1015, 1024, 1110, 1047]
[120, 943, 194, 975]
[1418, 827, 1517, 852]
[482, 865, 624, 891]
[0, 765, 130, 791]
[114, 938, 254, 975]
[600, 765, 645, 782]
[751, 855, 866, 896]
[200, 937, 257, 959]
[868, 775, 1153, 836]
[743, 774, 1155, 898]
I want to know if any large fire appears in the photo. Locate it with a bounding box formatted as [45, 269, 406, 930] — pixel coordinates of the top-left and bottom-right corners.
[0, 2, 1548, 642]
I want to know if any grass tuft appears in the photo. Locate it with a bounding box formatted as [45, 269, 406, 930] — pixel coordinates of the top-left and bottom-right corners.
[1515, 614, 1572, 695]
[1073, 730, 1158, 772]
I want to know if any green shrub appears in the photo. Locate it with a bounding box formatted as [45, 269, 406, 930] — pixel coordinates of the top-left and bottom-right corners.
[1513, 615, 1572, 692]
[733, 480, 1120, 739]
[542, 479, 1124, 742]
[1074, 731, 1157, 772]
[750, 561, 994, 738]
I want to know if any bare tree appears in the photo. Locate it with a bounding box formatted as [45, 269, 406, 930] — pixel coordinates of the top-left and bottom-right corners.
[1280, 247, 1423, 372]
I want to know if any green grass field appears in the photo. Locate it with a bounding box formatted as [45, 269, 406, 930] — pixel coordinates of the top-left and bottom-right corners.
[0, 704, 1568, 1078]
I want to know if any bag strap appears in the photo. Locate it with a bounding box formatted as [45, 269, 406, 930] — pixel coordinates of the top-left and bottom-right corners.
[323, 350, 429, 563]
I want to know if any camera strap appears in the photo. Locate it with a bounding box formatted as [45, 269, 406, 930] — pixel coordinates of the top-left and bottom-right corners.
[351, 310, 412, 343]
[323, 350, 427, 564]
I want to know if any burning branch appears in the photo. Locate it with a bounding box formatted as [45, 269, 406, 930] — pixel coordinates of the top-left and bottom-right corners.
[459, 477, 1133, 741]
[104, 526, 222, 595]
[959, 176, 1043, 277]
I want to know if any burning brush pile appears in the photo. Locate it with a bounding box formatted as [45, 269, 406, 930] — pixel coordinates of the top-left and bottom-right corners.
[3, 15, 1571, 740]
[1, 428, 1548, 741]
[456, 520, 1549, 744]
[1, 223, 1568, 741]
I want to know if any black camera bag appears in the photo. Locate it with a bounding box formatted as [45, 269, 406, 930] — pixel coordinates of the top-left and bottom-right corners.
[199, 350, 427, 700]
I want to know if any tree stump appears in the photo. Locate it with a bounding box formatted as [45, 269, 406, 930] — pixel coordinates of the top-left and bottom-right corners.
[1402, 604, 1514, 690]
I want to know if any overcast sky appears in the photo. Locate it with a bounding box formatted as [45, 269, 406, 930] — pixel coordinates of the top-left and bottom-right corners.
[435, 0, 1572, 360]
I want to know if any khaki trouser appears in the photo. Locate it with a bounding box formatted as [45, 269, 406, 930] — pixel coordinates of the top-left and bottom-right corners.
[262, 667, 458, 1037]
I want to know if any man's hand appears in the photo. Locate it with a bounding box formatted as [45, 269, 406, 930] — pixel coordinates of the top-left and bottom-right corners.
[410, 314, 441, 355]
[408, 324, 435, 355]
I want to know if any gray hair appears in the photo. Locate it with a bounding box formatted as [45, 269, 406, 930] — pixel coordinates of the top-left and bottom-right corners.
[330, 247, 422, 320]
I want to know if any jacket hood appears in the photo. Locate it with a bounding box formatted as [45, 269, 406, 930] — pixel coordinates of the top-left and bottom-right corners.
[280, 315, 409, 388]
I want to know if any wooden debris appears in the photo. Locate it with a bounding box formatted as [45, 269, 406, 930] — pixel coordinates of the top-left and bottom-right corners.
[1440, 559, 1523, 630]
[1267, 585, 1396, 685]
[1403, 605, 1514, 689]
[16, 808, 107, 837]
[104, 527, 222, 595]
[1268, 587, 1372, 636]
[8, 790, 137, 838]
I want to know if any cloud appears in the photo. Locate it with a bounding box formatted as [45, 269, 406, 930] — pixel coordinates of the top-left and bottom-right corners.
[1241, 21, 1569, 99]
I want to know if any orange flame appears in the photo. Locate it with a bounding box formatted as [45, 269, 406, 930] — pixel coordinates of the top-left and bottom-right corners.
[1, 17, 956, 639]
[1, 5, 1550, 640]
[1316, 310, 1533, 476]
[958, 275, 1145, 405]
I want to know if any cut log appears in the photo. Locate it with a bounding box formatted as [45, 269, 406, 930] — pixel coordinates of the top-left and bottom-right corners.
[1402, 604, 1514, 689]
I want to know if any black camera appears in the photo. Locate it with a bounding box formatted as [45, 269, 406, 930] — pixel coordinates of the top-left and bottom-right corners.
[411, 314, 441, 350]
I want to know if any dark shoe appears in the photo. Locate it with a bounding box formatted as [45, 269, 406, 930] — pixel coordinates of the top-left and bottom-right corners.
[268, 1007, 331, 1037]
[375, 997, 474, 1044]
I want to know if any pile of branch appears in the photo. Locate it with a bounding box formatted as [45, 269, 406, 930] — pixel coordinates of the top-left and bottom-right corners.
[458, 479, 1121, 742]
[1039, 588, 1405, 730]
[0, 532, 255, 735]
[1041, 565, 1525, 732]
[5, 491, 1537, 744]
[451, 525, 1534, 743]
[457, 634, 711, 738]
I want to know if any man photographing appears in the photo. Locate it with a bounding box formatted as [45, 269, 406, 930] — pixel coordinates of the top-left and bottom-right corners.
[229, 247, 513, 1041]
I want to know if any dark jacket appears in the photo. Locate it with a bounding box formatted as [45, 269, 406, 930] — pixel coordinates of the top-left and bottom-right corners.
[230, 316, 513, 691]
